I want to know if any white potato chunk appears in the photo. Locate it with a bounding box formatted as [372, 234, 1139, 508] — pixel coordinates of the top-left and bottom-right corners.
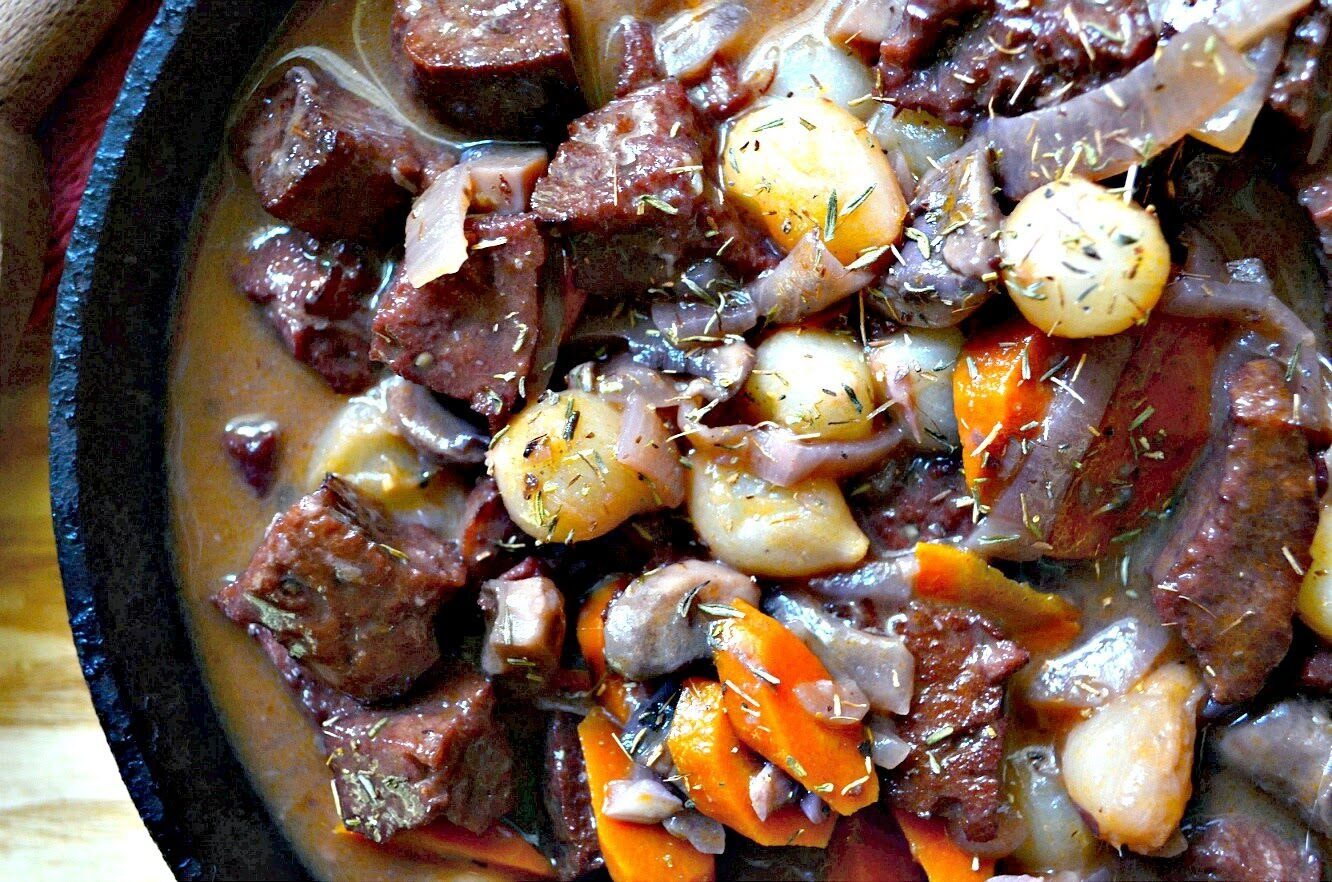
[723, 96, 907, 265]
[306, 380, 464, 528]
[687, 449, 868, 577]
[489, 391, 674, 543]
[1001, 177, 1170, 338]
[744, 328, 876, 441]
[1299, 492, 1332, 641]
[1061, 662, 1204, 854]
[867, 327, 962, 448]
[766, 34, 877, 119]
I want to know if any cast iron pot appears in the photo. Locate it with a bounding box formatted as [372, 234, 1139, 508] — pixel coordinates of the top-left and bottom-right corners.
[49, 1, 304, 878]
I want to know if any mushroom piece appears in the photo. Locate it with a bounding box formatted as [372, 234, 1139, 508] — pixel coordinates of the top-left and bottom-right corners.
[479, 574, 566, 679]
[603, 559, 759, 680]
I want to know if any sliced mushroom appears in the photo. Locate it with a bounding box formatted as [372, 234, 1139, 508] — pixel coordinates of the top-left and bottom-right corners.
[604, 559, 759, 679]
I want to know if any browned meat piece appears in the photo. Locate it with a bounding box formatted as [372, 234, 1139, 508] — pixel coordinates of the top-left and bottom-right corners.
[222, 416, 280, 496]
[1270, 0, 1332, 130]
[372, 213, 545, 429]
[610, 16, 662, 98]
[1299, 172, 1332, 256]
[233, 230, 378, 393]
[544, 712, 603, 881]
[888, 603, 1029, 842]
[878, 0, 1157, 127]
[253, 624, 360, 723]
[326, 666, 516, 839]
[1181, 815, 1321, 882]
[1152, 359, 1317, 704]
[457, 478, 521, 580]
[392, 0, 582, 140]
[215, 476, 466, 703]
[532, 80, 774, 294]
[876, 0, 987, 72]
[479, 570, 566, 678]
[875, 147, 1000, 327]
[231, 65, 428, 241]
[853, 455, 972, 553]
[1304, 648, 1332, 692]
[687, 58, 756, 122]
[533, 81, 707, 234]
[393, 0, 582, 140]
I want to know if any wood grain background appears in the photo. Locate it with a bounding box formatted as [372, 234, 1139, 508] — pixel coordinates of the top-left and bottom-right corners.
[0, 351, 173, 880]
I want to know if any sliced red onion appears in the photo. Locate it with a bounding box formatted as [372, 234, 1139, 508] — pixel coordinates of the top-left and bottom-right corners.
[614, 395, 686, 508]
[630, 333, 755, 403]
[868, 714, 912, 770]
[800, 792, 830, 825]
[1151, 0, 1311, 49]
[383, 377, 488, 465]
[964, 334, 1135, 560]
[1026, 617, 1170, 709]
[463, 145, 548, 214]
[749, 762, 799, 822]
[983, 25, 1254, 199]
[403, 146, 551, 287]
[767, 592, 915, 716]
[793, 678, 871, 726]
[1192, 32, 1286, 153]
[746, 232, 875, 325]
[602, 775, 684, 824]
[684, 418, 908, 488]
[655, 1, 750, 81]
[804, 555, 919, 606]
[1161, 255, 1331, 436]
[573, 355, 692, 410]
[651, 291, 758, 343]
[663, 811, 727, 854]
[403, 161, 472, 288]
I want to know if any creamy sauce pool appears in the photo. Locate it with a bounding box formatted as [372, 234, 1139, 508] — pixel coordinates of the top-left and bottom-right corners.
[168, 1, 811, 878]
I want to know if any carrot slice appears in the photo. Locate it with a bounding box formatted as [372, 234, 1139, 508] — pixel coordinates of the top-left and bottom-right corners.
[952, 318, 1062, 505]
[576, 576, 642, 725]
[893, 811, 994, 882]
[578, 711, 715, 882]
[710, 599, 878, 815]
[336, 821, 555, 879]
[913, 542, 1080, 652]
[668, 678, 835, 847]
[576, 576, 625, 681]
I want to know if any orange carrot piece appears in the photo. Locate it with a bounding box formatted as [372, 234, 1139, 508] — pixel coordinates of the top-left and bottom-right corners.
[711, 600, 878, 816]
[336, 821, 555, 879]
[669, 678, 836, 847]
[952, 318, 1062, 504]
[576, 577, 625, 681]
[578, 711, 716, 882]
[913, 542, 1080, 652]
[893, 810, 994, 882]
[576, 576, 642, 725]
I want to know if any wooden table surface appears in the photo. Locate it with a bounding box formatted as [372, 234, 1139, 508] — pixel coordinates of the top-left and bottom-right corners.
[0, 354, 174, 880]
